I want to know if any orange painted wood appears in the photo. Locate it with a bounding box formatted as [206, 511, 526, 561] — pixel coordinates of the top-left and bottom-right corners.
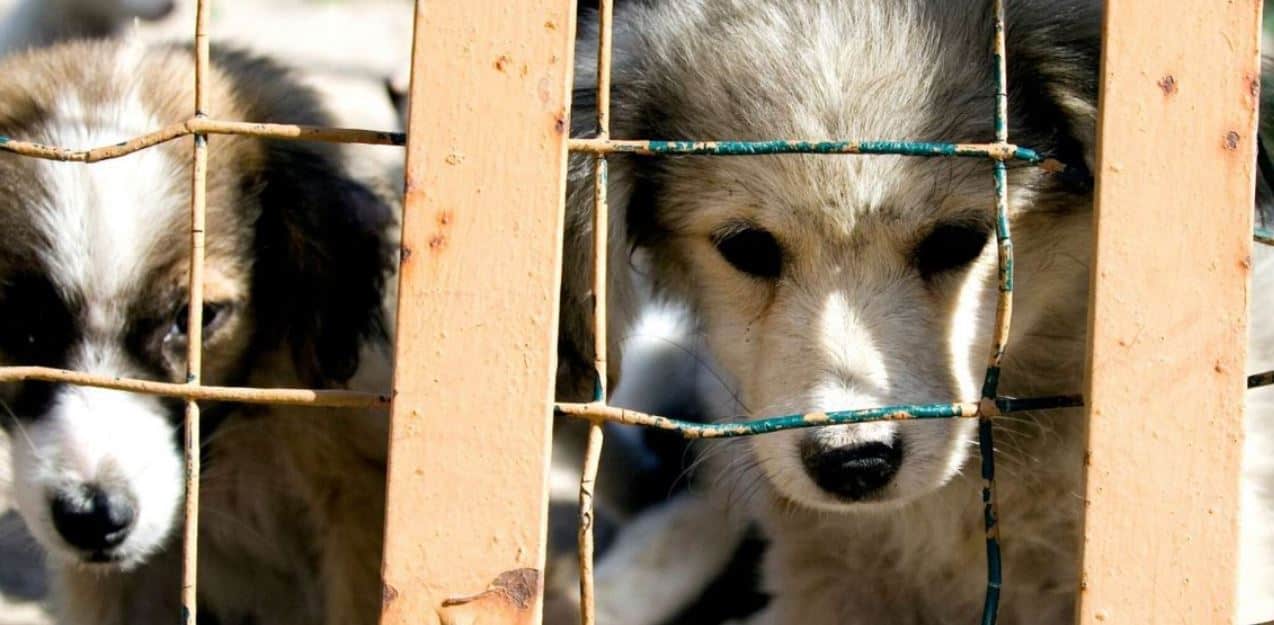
[1077, 2, 1262, 624]
[378, 2, 578, 625]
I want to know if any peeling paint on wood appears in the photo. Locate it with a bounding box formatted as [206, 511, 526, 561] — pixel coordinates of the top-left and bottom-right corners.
[438, 569, 543, 625]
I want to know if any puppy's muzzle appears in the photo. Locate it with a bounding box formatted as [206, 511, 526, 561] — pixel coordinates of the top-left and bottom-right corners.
[800, 438, 902, 501]
[49, 483, 137, 560]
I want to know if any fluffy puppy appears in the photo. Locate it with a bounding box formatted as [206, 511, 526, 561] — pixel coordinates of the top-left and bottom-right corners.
[567, 1, 1274, 623]
[0, 40, 394, 625]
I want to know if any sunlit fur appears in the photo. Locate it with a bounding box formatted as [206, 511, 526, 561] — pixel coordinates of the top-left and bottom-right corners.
[0, 40, 394, 625]
[565, 1, 1274, 623]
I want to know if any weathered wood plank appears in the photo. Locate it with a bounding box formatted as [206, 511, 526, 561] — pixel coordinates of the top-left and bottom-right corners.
[1077, 2, 1262, 623]
[379, 3, 578, 625]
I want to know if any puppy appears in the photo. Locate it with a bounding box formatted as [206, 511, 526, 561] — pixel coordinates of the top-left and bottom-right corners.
[0, 40, 394, 625]
[567, 1, 1274, 623]
[0, 0, 176, 56]
[544, 280, 752, 625]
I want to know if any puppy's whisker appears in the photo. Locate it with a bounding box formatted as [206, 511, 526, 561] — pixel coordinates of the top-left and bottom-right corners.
[678, 437, 740, 482]
[716, 456, 751, 510]
[722, 456, 770, 516]
[1, 402, 47, 464]
[993, 413, 1063, 448]
[617, 330, 751, 414]
[742, 456, 793, 513]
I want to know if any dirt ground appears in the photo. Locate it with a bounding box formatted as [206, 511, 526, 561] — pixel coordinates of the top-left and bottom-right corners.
[0, 1, 412, 622]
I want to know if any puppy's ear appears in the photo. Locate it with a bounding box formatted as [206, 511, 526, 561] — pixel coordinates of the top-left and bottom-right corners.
[252, 142, 394, 387]
[556, 6, 651, 402]
[558, 85, 638, 402]
[1004, 0, 1102, 195]
[1012, 5, 1269, 223]
[1255, 55, 1274, 227]
[384, 69, 411, 131]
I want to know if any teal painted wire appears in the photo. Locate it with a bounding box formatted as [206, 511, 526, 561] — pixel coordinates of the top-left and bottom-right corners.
[598, 138, 1041, 161]
[977, 1, 1011, 621]
[554, 394, 1084, 439]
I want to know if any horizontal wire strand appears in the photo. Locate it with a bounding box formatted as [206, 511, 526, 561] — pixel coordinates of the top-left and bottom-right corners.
[0, 118, 404, 162]
[0, 366, 388, 407]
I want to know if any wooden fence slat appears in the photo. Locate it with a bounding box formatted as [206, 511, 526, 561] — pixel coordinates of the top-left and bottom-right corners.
[1077, 2, 1262, 623]
[378, 3, 578, 625]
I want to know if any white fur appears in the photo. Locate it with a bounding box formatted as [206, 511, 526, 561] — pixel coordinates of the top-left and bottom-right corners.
[12, 384, 182, 568]
[578, 1, 1274, 623]
[34, 87, 180, 307]
[1, 40, 393, 625]
[12, 56, 188, 568]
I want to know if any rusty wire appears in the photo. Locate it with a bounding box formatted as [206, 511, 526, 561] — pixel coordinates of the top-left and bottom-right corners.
[179, 0, 212, 621]
[0, 366, 387, 406]
[0, 3, 401, 619]
[0, 118, 403, 162]
[577, 0, 614, 624]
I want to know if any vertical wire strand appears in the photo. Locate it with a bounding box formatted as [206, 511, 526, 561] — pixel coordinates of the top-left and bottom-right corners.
[590, 0, 612, 404]
[182, 1, 211, 623]
[978, 0, 1011, 623]
[577, 423, 605, 625]
[579, 2, 613, 625]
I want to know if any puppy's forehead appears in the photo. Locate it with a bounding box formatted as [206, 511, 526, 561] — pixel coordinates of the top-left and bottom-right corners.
[635, 1, 989, 140]
[29, 120, 185, 304]
[0, 41, 254, 306]
[635, 0, 999, 235]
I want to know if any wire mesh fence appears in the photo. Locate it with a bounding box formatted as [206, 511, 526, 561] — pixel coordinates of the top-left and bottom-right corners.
[0, 1, 395, 623]
[0, 0, 1267, 624]
[557, 1, 1274, 625]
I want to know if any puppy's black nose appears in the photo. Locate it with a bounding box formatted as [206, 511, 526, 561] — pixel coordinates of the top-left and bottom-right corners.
[802, 441, 902, 501]
[50, 485, 136, 552]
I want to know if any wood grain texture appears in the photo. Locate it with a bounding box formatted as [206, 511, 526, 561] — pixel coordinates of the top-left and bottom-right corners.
[1077, 1, 1262, 623]
[378, 2, 578, 625]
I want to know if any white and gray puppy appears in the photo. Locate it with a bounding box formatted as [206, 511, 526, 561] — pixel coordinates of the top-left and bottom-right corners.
[0, 40, 395, 625]
[566, 1, 1274, 623]
[0, 0, 176, 56]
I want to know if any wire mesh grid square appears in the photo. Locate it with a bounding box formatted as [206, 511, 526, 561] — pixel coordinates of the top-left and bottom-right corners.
[0, 1, 1267, 625]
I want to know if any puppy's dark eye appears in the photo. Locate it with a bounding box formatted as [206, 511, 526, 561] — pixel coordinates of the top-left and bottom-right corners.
[713, 226, 783, 279]
[171, 302, 228, 337]
[914, 222, 992, 278]
[0, 275, 75, 364]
